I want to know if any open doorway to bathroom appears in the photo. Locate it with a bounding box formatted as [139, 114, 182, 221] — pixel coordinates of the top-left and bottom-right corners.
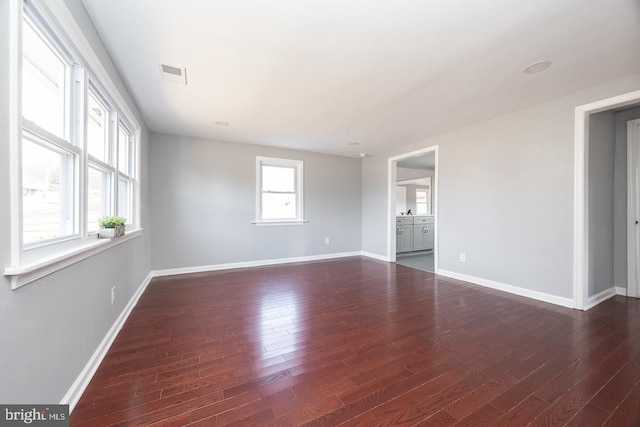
[388, 146, 438, 273]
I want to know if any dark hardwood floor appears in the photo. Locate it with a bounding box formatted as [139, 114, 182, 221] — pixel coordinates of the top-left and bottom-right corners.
[70, 257, 640, 426]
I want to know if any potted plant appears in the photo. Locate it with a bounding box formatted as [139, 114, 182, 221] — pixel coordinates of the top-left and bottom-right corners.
[98, 216, 126, 239]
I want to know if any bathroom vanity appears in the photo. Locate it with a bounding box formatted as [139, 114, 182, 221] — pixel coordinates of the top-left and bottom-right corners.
[396, 216, 434, 253]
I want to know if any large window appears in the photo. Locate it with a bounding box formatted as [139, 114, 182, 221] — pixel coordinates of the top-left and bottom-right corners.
[256, 157, 304, 223]
[14, 2, 139, 264]
[21, 12, 77, 245]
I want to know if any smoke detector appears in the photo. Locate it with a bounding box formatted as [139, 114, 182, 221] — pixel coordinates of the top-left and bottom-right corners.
[159, 63, 187, 84]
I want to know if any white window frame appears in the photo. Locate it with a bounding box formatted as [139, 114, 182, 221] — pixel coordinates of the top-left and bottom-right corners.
[255, 157, 305, 225]
[116, 120, 135, 225]
[5, 0, 142, 289]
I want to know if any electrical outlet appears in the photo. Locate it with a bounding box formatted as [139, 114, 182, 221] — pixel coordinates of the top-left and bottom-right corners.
[459, 253, 466, 263]
[111, 287, 116, 304]
[325, 237, 330, 245]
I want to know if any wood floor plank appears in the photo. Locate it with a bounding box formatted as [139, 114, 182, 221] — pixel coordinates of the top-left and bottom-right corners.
[602, 380, 640, 426]
[68, 258, 640, 426]
[590, 360, 640, 413]
[492, 395, 550, 426]
[452, 403, 504, 426]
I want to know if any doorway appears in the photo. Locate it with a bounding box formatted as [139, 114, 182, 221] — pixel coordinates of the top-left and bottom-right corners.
[387, 146, 438, 272]
[574, 89, 640, 309]
[627, 118, 640, 298]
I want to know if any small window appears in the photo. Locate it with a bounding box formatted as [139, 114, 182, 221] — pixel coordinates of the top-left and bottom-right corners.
[256, 157, 303, 223]
[416, 186, 431, 215]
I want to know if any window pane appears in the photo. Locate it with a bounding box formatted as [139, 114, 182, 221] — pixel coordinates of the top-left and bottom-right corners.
[118, 177, 131, 221]
[416, 190, 429, 215]
[87, 166, 111, 231]
[22, 19, 66, 138]
[118, 127, 129, 175]
[87, 92, 109, 162]
[22, 138, 74, 243]
[261, 193, 296, 219]
[262, 166, 295, 192]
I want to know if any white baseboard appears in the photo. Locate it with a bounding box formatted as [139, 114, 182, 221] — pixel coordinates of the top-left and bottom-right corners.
[437, 269, 574, 308]
[361, 251, 390, 262]
[616, 286, 627, 296]
[151, 251, 364, 277]
[584, 286, 620, 310]
[62, 272, 153, 412]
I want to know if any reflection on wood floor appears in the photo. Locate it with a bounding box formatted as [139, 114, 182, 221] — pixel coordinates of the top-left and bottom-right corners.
[395, 251, 434, 272]
[71, 256, 640, 426]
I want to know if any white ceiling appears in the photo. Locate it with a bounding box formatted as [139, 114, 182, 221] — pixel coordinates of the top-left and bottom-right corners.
[82, 0, 640, 157]
[398, 154, 435, 170]
[397, 153, 434, 184]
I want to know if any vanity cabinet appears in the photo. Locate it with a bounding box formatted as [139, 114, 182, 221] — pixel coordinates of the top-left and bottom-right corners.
[396, 216, 434, 253]
[396, 217, 414, 253]
[413, 223, 434, 251]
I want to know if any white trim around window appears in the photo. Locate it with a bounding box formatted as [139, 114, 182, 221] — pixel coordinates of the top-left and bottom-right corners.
[254, 157, 305, 225]
[4, 0, 142, 289]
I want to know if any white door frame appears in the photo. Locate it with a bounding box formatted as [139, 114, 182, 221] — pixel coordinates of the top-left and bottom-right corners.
[573, 89, 640, 309]
[387, 145, 439, 268]
[627, 119, 640, 298]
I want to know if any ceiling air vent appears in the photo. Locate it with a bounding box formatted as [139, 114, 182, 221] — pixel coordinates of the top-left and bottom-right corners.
[159, 63, 187, 85]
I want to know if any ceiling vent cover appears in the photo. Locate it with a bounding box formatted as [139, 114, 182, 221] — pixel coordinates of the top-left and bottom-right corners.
[159, 63, 187, 84]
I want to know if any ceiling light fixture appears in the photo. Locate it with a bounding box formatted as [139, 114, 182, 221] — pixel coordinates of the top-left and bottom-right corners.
[215, 121, 229, 126]
[522, 61, 552, 74]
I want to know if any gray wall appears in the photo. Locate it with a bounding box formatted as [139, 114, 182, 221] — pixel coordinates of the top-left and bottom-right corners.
[613, 106, 640, 288]
[0, 0, 151, 404]
[588, 111, 616, 296]
[362, 74, 640, 299]
[149, 133, 362, 270]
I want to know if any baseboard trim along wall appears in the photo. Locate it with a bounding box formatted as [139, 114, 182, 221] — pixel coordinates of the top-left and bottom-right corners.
[361, 251, 391, 262]
[151, 251, 365, 277]
[61, 272, 153, 412]
[437, 269, 575, 309]
[583, 286, 621, 311]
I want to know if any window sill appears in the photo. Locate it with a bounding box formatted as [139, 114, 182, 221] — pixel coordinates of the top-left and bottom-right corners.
[252, 220, 309, 226]
[4, 228, 143, 290]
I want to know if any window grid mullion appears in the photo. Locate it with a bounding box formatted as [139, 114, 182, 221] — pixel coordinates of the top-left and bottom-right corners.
[23, 121, 80, 155]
